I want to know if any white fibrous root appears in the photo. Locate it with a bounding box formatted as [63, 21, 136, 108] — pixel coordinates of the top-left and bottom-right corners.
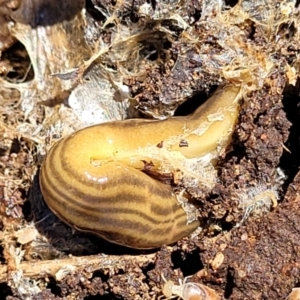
[234, 183, 279, 226]
[162, 276, 220, 300]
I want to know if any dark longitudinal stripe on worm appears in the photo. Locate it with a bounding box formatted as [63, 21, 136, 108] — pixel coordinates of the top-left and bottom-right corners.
[47, 157, 172, 205]
[42, 160, 188, 223]
[69, 210, 168, 235]
[41, 180, 171, 226]
[41, 182, 177, 229]
[42, 159, 177, 216]
[56, 141, 174, 200]
[41, 155, 192, 234]
[42, 170, 177, 220]
[44, 186, 172, 236]
[55, 201, 183, 242]
[41, 176, 192, 245]
[41, 169, 183, 226]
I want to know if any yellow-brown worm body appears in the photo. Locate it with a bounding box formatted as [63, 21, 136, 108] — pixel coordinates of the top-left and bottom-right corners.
[39, 85, 241, 249]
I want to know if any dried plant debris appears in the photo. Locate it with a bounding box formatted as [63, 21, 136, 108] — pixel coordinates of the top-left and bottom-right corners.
[0, 0, 300, 299]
